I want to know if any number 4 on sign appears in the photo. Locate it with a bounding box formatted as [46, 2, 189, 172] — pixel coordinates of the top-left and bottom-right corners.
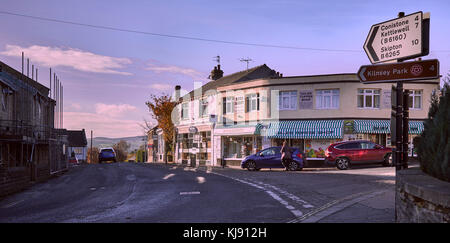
[430, 65, 435, 71]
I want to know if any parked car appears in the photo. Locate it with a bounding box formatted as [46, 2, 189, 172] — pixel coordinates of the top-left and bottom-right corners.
[99, 148, 117, 163]
[325, 140, 392, 170]
[241, 146, 305, 171]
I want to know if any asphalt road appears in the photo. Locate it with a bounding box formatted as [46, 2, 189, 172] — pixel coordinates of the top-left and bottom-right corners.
[0, 161, 405, 223]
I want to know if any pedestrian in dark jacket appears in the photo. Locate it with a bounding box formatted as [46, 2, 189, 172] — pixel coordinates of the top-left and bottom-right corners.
[281, 140, 292, 170]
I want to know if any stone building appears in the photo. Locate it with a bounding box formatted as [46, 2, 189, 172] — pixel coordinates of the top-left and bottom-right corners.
[0, 60, 67, 197]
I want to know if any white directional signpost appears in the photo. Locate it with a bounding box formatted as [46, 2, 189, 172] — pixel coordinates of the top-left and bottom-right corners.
[364, 11, 428, 64]
[360, 12, 433, 171]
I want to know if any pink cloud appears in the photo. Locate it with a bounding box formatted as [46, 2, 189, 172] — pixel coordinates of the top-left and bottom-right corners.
[64, 111, 145, 138]
[1, 44, 132, 75]
[94, 103, 138, 118]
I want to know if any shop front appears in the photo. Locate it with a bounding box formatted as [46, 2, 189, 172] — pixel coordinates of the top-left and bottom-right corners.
[351, 119, 424, 156]
[176, 125, 212, 166]
[262, 120, 344, 160]
[214, 123, 262, 166]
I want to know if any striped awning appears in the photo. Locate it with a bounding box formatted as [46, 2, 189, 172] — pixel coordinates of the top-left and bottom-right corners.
[263, 120, 344, 139]
[353, 120, 424, 134]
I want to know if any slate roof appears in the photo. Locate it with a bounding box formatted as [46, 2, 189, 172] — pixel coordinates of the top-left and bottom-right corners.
[185, 64, 279, 99]
[66, 129, 88, 147]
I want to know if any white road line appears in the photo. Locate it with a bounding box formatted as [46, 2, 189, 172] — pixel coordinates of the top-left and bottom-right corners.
[1, 200, 24, 209]
[209, 171, 304, 218]
[163, 173, 175, 180]
[180, 191, 201, 195]
[288, 190, 388, 223]
[248, 179, 314, 209]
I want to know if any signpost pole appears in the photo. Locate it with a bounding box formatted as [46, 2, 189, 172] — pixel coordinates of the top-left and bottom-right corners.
[394, 81, 403, 171]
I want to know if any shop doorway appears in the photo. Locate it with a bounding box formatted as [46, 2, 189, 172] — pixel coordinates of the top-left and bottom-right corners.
[190, 153, 196, 167]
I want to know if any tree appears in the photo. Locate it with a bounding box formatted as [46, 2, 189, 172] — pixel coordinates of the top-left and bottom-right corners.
[145, 94, 179, 164]
[113, 140, 130, 162]
[416, 74, 450, 182]
[87, 147, 99, 164]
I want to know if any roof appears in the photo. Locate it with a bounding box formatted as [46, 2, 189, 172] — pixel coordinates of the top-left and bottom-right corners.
[0, 60, 50, 96]
[66, 129, 88, 147]
[185, 64, 279, 99]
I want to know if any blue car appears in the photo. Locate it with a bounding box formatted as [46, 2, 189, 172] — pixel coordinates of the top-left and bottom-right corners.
[99, 148, 117, 163]
[241, 146, 305, 171]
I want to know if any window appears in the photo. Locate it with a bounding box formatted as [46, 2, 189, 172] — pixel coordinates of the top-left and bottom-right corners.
[360, 142, 376, 149]
[1, 88, 7, 112]
[408, 90, 422, 109]
[181, 103, 189, 120]
[279, 91, 297, 110]
[199, 98, 208, 117]
[357, 89, 380, 108]
[246, 93, 260, 112]
[336, 142, 359, 150]
[316, 89, 339, 109]
[260, 148, 276, 156]
[225, 97, 234, 114]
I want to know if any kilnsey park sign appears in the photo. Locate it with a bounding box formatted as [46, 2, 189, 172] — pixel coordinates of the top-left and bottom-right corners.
[358, 59, 439, 83]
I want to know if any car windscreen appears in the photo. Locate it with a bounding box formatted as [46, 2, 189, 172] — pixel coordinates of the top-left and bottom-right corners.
[101, 149, 114, 153]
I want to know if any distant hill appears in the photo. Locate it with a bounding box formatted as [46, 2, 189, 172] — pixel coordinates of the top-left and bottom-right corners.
[87, 136, 147, 152]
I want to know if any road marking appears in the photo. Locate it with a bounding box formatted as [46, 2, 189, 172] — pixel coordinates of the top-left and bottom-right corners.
[196, 177, 206, 184]
[288, 190, 388, 223]
[180, 191, 200, 195]
[90, 187, 97, 191]
[163, 173, 175, 180]
[126, 174, 136, 181]
[184, 167, 197, 172]
[1, 200, 24, 209]
[209, 171, 305, 218]
[248, 179, 314, 209]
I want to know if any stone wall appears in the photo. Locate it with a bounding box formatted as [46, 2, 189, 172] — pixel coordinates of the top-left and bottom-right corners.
[396, 168, 450, 223]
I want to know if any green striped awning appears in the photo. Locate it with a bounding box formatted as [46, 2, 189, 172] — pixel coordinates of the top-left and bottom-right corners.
[264, 120, 344, 139]
[353, 120, 424, 134]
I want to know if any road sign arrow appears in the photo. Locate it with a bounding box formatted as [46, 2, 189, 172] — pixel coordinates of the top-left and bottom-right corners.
[358, 66, 367, 81]
[364, 26, 379, 62]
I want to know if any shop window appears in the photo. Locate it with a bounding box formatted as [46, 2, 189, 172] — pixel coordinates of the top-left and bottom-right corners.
[223, 136, 254, 158]
[408, 90, 422, 109]
[357, 89, 380, 109]
[316, 89, 339, 109]
[279, 91, 297, 110]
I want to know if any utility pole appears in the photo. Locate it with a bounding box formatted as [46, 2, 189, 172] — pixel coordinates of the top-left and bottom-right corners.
[90, 130, 93, 163]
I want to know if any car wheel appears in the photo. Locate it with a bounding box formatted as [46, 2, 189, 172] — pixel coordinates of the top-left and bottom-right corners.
[246, 161, 257, 171]
[287, 161, 299, 171]
[336, 158, 350, 170]
[382, 153, 392, 167]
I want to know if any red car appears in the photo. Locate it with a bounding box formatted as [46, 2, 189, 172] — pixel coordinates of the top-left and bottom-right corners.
[325, 140, 392, 170]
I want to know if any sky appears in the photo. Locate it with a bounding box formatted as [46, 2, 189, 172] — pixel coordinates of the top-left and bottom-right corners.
[1, 0, 449, 138]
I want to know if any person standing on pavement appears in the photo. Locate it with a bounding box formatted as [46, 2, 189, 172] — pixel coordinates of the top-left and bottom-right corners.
[281, 140, 292, 170]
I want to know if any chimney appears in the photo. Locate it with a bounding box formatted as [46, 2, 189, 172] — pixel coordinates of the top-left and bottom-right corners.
[209, 65, 224, 81]
[175, 85, 181, 102]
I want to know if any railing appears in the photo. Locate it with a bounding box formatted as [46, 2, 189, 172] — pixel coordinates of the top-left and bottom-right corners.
[0, 119, 56, 140]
